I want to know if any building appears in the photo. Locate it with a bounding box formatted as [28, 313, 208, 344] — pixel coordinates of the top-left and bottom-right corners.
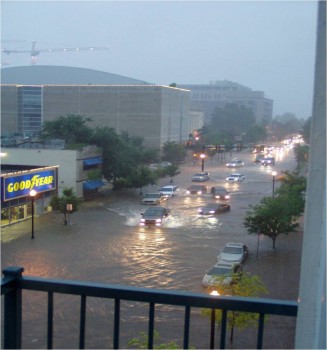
[1, 66, 191, 150]
[1, 166, 58, 227]
[1, 145, 104, 202]
[178, 80, 273, 124]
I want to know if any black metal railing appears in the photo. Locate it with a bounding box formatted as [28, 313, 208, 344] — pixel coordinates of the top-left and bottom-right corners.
[1, 266, 298, 349]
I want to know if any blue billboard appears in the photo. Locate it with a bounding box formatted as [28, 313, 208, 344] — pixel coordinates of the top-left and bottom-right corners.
[2, 168, 57, 201]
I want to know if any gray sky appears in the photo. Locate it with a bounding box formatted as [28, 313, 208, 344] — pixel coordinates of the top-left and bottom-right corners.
[1, 1, 318, 119]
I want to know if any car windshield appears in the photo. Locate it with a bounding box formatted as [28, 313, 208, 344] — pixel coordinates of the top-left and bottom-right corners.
[144, 208, 163, 216]
[208, 266, 231, 275]
[160, 187, 172, 192]
[194, 173, 205, 176]
[222, 247, 242, 254]
[145, 193, 160, 198]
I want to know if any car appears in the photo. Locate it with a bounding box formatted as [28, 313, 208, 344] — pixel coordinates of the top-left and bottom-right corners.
[158, 185, 178, 198]
[192, 171, 210, 182]
[186, 185, 207, 195]
[254, 154, 265, 163]
[217, 242, 249, 264]
[226, 173, 245, 182]
[261, 157, 275, 166]
[225, 159, 244, 168]
[198, 203, 230, 215]
[202, 261, 242, 287]
[141, 192, 167, 205]
[140, 206, 170, 227]
[210, 186, 230, 200]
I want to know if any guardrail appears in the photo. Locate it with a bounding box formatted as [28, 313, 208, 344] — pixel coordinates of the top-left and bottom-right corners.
[1, 266, 298, 349]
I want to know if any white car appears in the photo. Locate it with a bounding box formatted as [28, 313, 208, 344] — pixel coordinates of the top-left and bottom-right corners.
[226, 159, 244, 168]
[202, 261, 242, 287]
[141, 193, 167, 205]
[192, 171, 210, 182]
[158, 185, 178, 198]
[217, 242, 249, 264]
[226, 173, 245, 182]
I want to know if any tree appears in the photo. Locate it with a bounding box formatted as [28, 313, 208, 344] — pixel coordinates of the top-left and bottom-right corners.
[162, 141, 186, 162]
[293, 144, 309, 169]
[50, 188, 80, 225]
[123, 165, 157, 194]
[40, 114, 93, 145]
[128, 330, 181, 349]
[202, 272, 268, 343]
[162, 164, 181, 183]
[302, 116, 312, 144]
[244, 196, 299, 249]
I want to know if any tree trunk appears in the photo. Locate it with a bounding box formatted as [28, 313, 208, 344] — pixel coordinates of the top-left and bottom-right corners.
[230, 325, 234, 343]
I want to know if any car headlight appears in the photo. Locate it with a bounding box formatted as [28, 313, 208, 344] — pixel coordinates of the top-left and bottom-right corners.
[140, 218, 145, 223]
[225, 195, 230, 199]
[186, 190, 190, 194]
[209, 210, 215, 214]
[197, 191, 202, 194]
[156, 218, 162, 223]
[215, 195, 220, 199]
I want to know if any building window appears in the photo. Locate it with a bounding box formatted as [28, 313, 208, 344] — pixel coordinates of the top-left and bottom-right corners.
[18, 86, 42, 137]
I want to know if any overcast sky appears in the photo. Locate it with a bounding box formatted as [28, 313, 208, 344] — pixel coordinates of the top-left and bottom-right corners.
[1, 1, 318, 119]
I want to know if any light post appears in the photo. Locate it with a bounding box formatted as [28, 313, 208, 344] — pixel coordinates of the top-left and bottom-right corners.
[29, 189, 37, 239]
[66, 203, 73, 225]
[271, 171, 277, 198]
[200, 153, 206, 171]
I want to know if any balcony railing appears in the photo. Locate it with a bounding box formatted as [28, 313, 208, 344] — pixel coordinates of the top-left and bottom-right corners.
[1, 266, 298, 349]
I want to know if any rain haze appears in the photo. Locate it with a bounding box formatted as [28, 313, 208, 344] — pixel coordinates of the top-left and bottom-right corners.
[1, 0, 318, 119]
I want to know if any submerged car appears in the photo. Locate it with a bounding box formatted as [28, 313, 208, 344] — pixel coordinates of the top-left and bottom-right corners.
[192, 171, 210, 182]
[217, 242, 249, 264]
[226, 173, 245, 182]
[198, 203, 230, 215]
[140, 207, 170, 227]
[159, 185, 178, 198]
[141, 193, 167, 205]
[225, 159, 244, 168]
[202, 261, 242, 287]
[186, 185, 207, 195]
[210, 186, 230, 200]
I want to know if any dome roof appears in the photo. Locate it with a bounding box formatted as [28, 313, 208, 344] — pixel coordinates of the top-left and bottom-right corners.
[1, 65, 151, 85]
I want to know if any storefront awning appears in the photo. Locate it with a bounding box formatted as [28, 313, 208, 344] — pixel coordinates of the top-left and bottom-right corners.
[83, 157, 103, 166]
[83, 179, 105, 190]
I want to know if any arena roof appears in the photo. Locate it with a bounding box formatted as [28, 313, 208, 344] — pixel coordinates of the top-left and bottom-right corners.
[0, 66, 152, 85]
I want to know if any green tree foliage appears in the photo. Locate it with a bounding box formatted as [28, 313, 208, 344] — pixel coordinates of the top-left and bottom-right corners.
[293, 144, 310, 169]
[244, 197, 299, 249]
[302, 116, 312, 144]
[162, 164, 181, 183]
[127, 330, 182, 349]
[202, 272, 268, 343]
[163, 141, 187, 162]
[244, 124, 267, 144]
[202, 104, 256, 146]
[40, 114, 93, 145]
[122, 165, 157, 193]
[50, 188, 80, 225]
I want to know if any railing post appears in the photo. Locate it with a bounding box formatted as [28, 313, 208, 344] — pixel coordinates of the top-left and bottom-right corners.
[2, 266, 24, 349]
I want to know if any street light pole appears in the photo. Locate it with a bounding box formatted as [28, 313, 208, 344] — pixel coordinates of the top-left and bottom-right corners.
[271, 171, 277, 198]
[200, 153, 205, 171]
[30, 190, 37, 239]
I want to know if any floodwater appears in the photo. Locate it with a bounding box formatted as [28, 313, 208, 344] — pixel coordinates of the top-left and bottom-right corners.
[1, 147, 302, 349]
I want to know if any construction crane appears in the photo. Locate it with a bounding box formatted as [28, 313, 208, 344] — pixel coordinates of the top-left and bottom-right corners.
[1, 41, 109, 65]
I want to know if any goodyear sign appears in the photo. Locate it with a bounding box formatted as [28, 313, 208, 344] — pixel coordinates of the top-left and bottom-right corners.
[2, 168, 57, 201]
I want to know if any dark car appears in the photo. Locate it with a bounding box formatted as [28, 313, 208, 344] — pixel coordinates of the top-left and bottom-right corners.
[198, 203, 230, 215]
[261, 157, 275, 166]
[140, 206, 170, 227]
[210, 186, 230, 200]
[186, 185, 207, 195]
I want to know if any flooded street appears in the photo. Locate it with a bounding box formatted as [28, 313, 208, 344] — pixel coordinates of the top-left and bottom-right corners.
[1, 148, 303, 349]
